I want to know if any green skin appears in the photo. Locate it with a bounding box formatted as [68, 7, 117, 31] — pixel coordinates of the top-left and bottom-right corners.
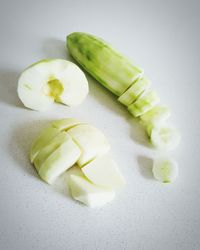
[67, 32, 143, 96]
[128, 91, 160, 117]
[118, 77, 150, 106]
[67, 33, 177, 149]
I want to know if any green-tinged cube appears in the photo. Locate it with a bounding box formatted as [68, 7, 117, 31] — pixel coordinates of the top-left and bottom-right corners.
[30, 126, 61, 163]
[33, 132, 70, 172]
[38, 134, 81, 184]
[82, 154, 125, 188]
[67, 124, 110, 167]
[69, 173, 115, 207]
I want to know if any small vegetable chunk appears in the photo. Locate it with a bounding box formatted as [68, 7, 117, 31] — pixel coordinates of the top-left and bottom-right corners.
[82, 154, 125, 188]
[118, 77, 150, 106]
[140, 105, 171, 126]
[38, 134, 81, 184]
[69, 174, 115, 207]
[30, 127, 60, 163]
[67, 124, 110, 166]
[150, 125, 181, 150]
[128, 90, 160, 117]
[152, 158, 178, 183]
[52, 118, 82, 131]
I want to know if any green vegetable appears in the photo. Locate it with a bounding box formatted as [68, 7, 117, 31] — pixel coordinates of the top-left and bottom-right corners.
[128, 90, 160, 117]
[67, 32, 180, 150]
[118, 76, 150, 106]
[67, 32, 143, 96]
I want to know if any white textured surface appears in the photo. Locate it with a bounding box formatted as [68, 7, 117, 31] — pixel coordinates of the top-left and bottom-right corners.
[0, 0, 200, 249]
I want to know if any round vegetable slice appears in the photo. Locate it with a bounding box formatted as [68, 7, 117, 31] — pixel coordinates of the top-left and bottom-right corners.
[153, 158, 178, 183]
[150, 125, 181, 150]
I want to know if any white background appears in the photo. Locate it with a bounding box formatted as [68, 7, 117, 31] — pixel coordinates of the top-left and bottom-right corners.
[0, 0, 200, 249]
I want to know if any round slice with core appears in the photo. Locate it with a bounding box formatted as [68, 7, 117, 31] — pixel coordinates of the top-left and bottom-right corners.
[153, 157, 178, 183]
[150, 125, 181, 150]
[18, 59, 89, 111]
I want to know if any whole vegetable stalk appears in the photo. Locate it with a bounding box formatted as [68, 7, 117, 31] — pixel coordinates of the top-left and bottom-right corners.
[67, 32, 180, 150]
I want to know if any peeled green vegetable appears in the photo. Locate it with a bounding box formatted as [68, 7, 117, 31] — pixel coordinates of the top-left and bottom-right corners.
[128, 90, 160, 117]
[118, 76, 150, 106]
[67, 32, 143, 96]
[67, 32, 180, 150]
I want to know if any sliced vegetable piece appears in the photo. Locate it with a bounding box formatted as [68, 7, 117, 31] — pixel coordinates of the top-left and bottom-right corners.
[82, 154, 125, 188]
[52, 118, 82, 131]
[153, 158, 178, 183]
[38, 134, 81, 184]
[69, 174, 115, 207]
[140, 105, 171, 126]
[18, 59, 89, 111]
[128, 90, 160, 117]
[33, 131, 69, 172]
[67, 32, 143, 96]
[30, 126, 60, 163]
[118, 76, 150, 106]
[67, 124, 110, 166]
[151, 125, 181, 150]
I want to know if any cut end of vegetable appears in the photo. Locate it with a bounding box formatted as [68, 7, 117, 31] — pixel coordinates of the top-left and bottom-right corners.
[81, 154, 126, 188]
[118, 76, 151, 106]
[18, 59, 88, 111]
[152, 157, 178, 183]
[150, 125, 181, 150]
[128, 90, 160, 117]
[68, 173, 115, 207]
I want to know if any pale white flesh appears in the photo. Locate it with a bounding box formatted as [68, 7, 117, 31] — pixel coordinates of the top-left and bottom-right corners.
[153, 158, 178, 183]
[151, 125, 181, 150]
[18, 59, 88, 111]
[69, 173, 115, 207]
[51, 118, 82, 131]
[30, 126, 61, 163]
[82, 154, 125, 188]
[118, 77, 151, 106]
[67, 124, 110, 166]
[33, 131, 70, 172]
[38, 134, 81, 184]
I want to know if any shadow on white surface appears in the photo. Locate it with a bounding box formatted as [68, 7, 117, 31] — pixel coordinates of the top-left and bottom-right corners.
[8, 120, 52, 178]
[0, 69, 23, 108]
[137, 155, 154, 180]
[8, 119, 77, 200]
